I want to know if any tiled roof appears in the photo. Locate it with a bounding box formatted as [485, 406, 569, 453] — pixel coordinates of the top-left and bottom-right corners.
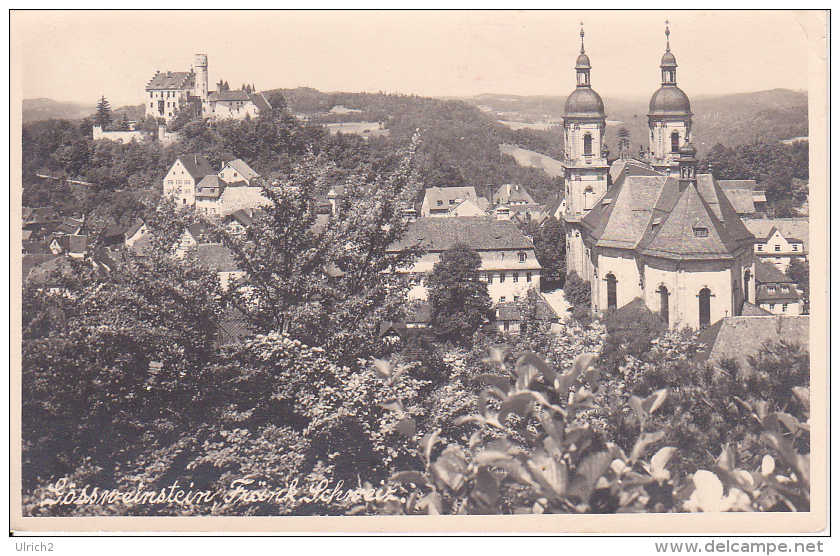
[495, 296, 560, 322]
[146, 71, 195, 91]
[696, 315, 809, 369]
[756, 284, 801, 302]
[26, 255, 75, 286]
[741, 301, 773, 316]
[249, 92, 272, 113]
[754, 260, 794, 284]
[22, 254, 58, 281]
[177, 154, 216, 181]
[721, 189, 756, 215]
[222, 159, 260, 181]
[196, 175, 227, 198]
[423, 186, 483, 210]
[608, 158, 662, 185]
[186, 222, 216, 243]
[23, 241, 50, 255]
[209, 90, 250, 102]
[225, 209, 255, 228]
[718, 179, 758, 191]
[493, 183, 536, 206]
[744, 218, 809, 253]
[583, 172, 755, 261]
[67, 234, 88, 254]
[388, 216, 535, 253]
[125, 217, 146, 240]
[188, 243, 241, 272]
[218, 306, 251, 345]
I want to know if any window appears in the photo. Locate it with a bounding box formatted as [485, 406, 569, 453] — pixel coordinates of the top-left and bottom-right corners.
[769, 304, 776, 310]
[657, 285, 669, 323]
[500, 296, 506, 302]
[792, 244, 798, 251]
[781, 285, 789, 292]
[513, 273, 519, 283]
[487, 273, 493, 284]
[168, 180, 174, 185]
[757, 245, 763, 251]
[500, 273, 506, 283]
[449, 199, 455, 205]
[693, 227, 709, 238]
[775, 245, 781, 252]
[699, 287, 711, 328]
[503, 321, 510, 331]
[767, 285, 776, 293]
[526, 272, 532, 283]
[519, 252, 526, 263]
[783, 304, 789, 312]
[176, 180, 182, 185]
[583, 133, 593, 156]
[437, 200, 443, 206]
[671, 131, 680, 153]
[606, 273, 617, 311]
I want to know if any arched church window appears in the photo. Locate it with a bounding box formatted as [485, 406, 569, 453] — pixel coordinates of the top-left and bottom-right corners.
[583, 133, 593, 156]
[657, 285, 669, 324]
[699, 287, 712, 328]
[671, 131, 680, 153]
[606, 273, 617, 311]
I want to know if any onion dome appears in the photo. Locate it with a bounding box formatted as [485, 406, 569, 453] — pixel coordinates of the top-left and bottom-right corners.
[565, 24, 606, 119]
[649, 24, 692, 117]
[566, 87, 606, 118]
[679, 142, 697, 158]
[649, 86, 691, 116]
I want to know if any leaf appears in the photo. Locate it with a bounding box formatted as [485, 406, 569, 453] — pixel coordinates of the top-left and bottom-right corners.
[475, 373, 511, 393]
[372, 358, 391, 380]
[395, 417, 416, 437]
[630, 430, 666, 462]
[418, 492, 442, 515]
[379, 397, 405, 417]
[419, 429, 440, 464]
[650, 446, 677, 475]
[690, 470, 725, 512]
[430, 445, 467, 492]
[538, 411, 565, 445]
[526, 451, 568, 499]
[482, 347, 507, 367]
[571, 352, 598, 380]
[498, 393, 535, 424]
[514, 361, 539, 391]
[629, 395, 646, 423]
[775, 412, 801, 434]
[792, 386, 810, 412]
[715, 445, 736, 472]
[390, 470, 426, 485]
[567, 451, 611, 503]
[472, 449, 513, 467]
[516, 351, 556, 383]
[761, 454, 776, 476]
[642, 389, 668, 415]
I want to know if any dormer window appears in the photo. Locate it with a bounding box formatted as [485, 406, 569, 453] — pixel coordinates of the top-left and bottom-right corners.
[781, 285, 789, 292]
[767, 285, 776, 293]
[519, 252, 526, 263]
[693, 227, 709, 238]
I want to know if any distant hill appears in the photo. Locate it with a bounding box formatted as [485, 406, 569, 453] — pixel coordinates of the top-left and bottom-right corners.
[22, 99, 146, 124]
[461, 89, 808, 154]
[22, 98, 96, 123]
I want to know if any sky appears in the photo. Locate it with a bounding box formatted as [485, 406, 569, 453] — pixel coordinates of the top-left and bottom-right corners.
[12, 10, 824, 107]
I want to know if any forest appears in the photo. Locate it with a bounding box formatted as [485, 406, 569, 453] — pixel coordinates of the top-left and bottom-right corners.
[21, 90, 811, 516]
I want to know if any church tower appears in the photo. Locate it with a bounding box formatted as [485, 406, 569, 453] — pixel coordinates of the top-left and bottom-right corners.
[563, 25, 608, 278]
[648, 25, 692, 175]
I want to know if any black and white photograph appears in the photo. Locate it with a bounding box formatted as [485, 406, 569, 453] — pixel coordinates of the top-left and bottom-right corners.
[10, 9, 828, 535]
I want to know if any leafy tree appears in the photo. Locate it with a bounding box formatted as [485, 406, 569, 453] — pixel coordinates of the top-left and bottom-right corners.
[786, 258, 809, 312]
[426, 243, 493, 345]
[599, 300, 666, 374]
[95, 95, 112, 128]
[525, 217, 566, 290]
[564, 271, 591, 308]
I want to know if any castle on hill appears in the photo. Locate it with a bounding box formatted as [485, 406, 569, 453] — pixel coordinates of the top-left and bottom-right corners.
[145, 54, 271, 122]
[562, 25, 759, 330]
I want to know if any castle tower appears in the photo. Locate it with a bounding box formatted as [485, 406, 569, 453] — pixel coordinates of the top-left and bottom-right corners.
[563, 25, 609, 278]
[194, 54, 210, 117]
[648, 25, 693, 175]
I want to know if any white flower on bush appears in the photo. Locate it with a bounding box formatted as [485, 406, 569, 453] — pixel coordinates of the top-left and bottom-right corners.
[684, 470, 752, 512]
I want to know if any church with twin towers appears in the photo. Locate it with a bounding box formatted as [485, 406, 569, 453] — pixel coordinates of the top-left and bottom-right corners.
[562, 25, 757, 330]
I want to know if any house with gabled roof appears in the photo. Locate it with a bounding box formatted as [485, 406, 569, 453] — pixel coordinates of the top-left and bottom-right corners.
[387, 215, 541, 305]
[744, 218, 808, 273]
[754, 260, 802, 316]
[124, 218, 148, 248]
[419, 186, 488, 217]
[219, 159, 260, 186]
[695, 315, 809, 371]
[718, 180, 765, 216]
[195, 175, 227, 215]
[163, 154, 216, 207]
